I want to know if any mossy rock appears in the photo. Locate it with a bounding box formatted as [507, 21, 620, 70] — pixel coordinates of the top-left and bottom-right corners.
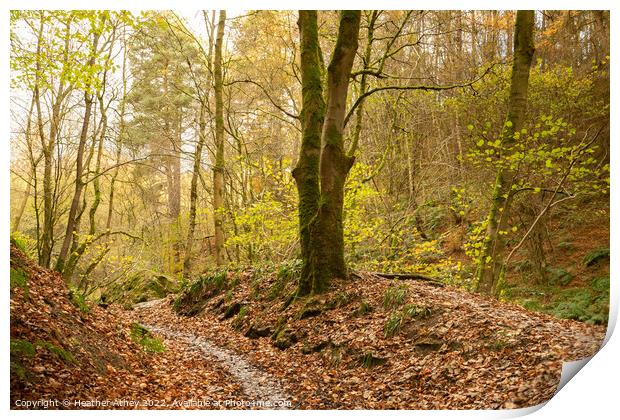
[222, 302, 242, 320]
[301, 339, 332, 355]
[173, 272, 227, 316]
[100, 271, 178, 307]
[296, 297, 325, 320]
[273, 328, 297, 350]
[244, 323, 272, 339]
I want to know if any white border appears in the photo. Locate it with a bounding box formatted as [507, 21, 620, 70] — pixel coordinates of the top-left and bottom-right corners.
[2, 1, 617, 419]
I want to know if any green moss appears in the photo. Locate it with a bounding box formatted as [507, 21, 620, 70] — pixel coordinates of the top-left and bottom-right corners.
[36, 340, 75, 364]
[11, 339, 36, 358]
[10, 267, 29, 296]
[130, 323, 165, 353]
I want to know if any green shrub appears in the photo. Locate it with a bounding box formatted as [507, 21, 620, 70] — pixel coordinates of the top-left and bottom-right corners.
[590, 276, 610, 293]
[522, 299, 544, 312]
[557, 241, 575, 251]
[384, 303, 432, 338]
[277, 259, 302, 281]
[402, 303, 432, 319]
[173, 270, 228, 315]
[359, 351, 387, 368]
[550, 286, 609, 325]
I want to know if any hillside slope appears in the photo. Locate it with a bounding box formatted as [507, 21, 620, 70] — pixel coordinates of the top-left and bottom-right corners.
[155, 269, 606, 409]
[9, 245, 240, 409]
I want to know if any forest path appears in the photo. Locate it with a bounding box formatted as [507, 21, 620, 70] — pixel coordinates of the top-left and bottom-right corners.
[132, 300, 292, 409]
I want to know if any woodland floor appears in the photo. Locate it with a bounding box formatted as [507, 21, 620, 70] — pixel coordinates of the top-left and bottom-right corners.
[10, 245, 606, 410]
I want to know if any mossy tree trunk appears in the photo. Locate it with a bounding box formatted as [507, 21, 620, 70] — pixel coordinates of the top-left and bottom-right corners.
[476, 10, 535, 296]
[213, 10, 226, 267]
[293, 11, 325, 296]
[294, 11, 361, 295]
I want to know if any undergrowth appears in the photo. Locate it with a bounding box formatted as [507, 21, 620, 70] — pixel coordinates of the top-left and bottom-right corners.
[130, 323, 165, 353]
[510, 276, 609, 325]
[383, 282, 409, 309]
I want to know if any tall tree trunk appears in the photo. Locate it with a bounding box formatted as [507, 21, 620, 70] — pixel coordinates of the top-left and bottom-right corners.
[56, 25, 101, 275]
[293, 10, 325, 296]
[63, 89, 108, 283]
[36, 16, 71, 268]
[315, 11, 361, 290]
[476, 10, 535, 296]
[213, 10, 226, 266]
[183, 105, 207, 278]
[63, 25, 117, 283]
[294, 10, 361, 295]
[106, 28, 127, 233]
